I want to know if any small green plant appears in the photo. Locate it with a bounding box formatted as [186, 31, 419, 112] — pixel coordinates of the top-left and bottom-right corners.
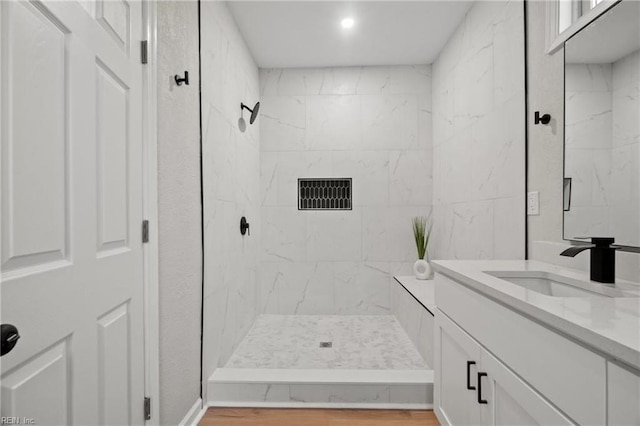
[412, 216, 432, 260]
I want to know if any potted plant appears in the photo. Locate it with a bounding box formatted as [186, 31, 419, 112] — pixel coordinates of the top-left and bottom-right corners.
[412, 216, 432, 280]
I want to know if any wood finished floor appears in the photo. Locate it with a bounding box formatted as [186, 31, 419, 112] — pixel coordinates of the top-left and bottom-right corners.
[199, 408, 440, 426]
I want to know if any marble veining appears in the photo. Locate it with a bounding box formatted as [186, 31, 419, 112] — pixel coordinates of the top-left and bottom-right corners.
[200, 1, 262, 387]
[225, 315, 429, 370]
[564, 51, 640, 245]
[259, 65, 433, 316]
[431, 0, 526, 261]
[391, 277, 435, 366]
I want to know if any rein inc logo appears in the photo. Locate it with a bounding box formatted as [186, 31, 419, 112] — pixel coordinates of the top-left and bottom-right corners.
[1, 418, 35, 425]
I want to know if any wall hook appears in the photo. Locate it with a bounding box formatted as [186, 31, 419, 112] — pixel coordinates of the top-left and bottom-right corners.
[240, 216, 250, 236]
[175, 71, 189, 86]
[534, 111, 551, 125]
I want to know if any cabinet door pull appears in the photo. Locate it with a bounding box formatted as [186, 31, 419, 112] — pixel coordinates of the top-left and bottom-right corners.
[477, 372, 488, 404]
[466, 361, 476, 390]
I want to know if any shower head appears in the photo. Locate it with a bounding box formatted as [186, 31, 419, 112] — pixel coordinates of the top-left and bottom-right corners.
[241, 101, 260, 124]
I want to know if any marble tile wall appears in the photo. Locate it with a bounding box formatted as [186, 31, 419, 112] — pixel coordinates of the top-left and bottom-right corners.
[564, 63, 613, 239]
[431, 0, 526, 260]
[564, 52, 640, 246]
[258, 66, 433, 315]
[209, 381, 432, 407]
[527, 3, 639, 280]
[391, 284, 433, 367]
[610, 50, 639, 245]
[201, 2, 261, 392]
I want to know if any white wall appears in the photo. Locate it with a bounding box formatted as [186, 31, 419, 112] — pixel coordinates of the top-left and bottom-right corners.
[526, 3, 639, 281]
[258, 66, 433, 315]
[431, 0, 526, 260]
[391, 283, 433, 367]
[157, 1, 202, 424]
[526, 1, 565, 255]
[610, 51, 640, 245]
[564, 57, 640, 244]
[564, 63, 613, 238]
[200, 1, 262, 395]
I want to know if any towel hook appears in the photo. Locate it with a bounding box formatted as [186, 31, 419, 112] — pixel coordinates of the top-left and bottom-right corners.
[175, 71, 189, 86]
[534, 111, 551, 125]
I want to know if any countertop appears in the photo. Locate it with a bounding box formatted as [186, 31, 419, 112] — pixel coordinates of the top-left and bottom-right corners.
[431, 260, 640, 371]
[393, 276, 435, 315]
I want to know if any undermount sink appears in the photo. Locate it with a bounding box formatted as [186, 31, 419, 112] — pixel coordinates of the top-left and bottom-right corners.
[484, 271, 635, 298]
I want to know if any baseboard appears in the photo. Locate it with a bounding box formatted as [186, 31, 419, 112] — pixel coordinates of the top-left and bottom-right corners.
[208, 401, 433, 410]
[179, 398, 207, 426]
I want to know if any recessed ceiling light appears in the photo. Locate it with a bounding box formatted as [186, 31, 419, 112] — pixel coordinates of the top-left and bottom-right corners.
[341, 17, 355, 29]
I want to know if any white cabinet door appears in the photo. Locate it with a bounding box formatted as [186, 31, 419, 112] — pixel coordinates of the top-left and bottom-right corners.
[435, 310, 482, 426]
[608, 362, 640, 426]
[479, 348, 574, 426]
[1, 1, 145, 424]
[436, 309, 574, 426]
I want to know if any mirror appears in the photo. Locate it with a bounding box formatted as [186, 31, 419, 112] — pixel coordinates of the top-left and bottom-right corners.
[564, 0, 640, 247]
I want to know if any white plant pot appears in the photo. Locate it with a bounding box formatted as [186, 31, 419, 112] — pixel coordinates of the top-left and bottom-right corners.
[413, 259, 431, 280]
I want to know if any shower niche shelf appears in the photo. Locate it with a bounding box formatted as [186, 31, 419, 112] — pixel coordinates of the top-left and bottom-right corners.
[298, 178, 352, 210]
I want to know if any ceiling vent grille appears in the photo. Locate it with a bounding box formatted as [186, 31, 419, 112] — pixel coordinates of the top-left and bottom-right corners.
[298, 178, 352, 210]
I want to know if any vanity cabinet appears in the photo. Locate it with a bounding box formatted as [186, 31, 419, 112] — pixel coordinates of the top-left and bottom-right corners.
[435, 309, 481, 425]
[434, 272, 617, 425]
[608, 362, 640, 425]
[435, 310, 572, 426]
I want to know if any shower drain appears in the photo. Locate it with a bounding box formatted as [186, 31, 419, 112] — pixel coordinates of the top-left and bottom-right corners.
[319, 342, 333, 348]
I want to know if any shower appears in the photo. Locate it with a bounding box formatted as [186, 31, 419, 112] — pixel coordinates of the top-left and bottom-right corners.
[238, 101, 260, 132]
[241, 101, 260, 124]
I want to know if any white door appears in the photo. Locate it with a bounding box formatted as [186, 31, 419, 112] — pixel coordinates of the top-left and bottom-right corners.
[478, 347, 574, 426]
[608, 362, 640, 426]
[434, 310, 482, 426]
[1, 1, 145, 424]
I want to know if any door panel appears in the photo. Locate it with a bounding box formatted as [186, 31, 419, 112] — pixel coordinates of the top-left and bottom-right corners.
[1, 0, 144, 424]
[435, 310, 481, 426]
[1, 0, 70, 273]
[493, 383, 537, 425]
[480, 347, 574, 426]
[97, 0, 130, 51]
[96, 60, 130, 255]
[98, 302, 131, 425]
[1, 339, 70, 423]
[607, 362, 640, 426]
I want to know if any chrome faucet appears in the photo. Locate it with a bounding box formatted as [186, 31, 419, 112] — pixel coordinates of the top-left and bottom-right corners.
[560, 237, 617, 284]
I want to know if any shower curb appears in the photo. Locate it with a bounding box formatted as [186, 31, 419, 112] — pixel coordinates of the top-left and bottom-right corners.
[207, 368, 434, 409]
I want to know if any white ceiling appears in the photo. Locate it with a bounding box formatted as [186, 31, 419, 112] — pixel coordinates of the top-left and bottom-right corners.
[227, 1, 474, 68]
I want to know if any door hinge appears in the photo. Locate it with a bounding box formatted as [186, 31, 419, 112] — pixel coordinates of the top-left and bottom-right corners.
[144, 397, 151, 420]
[142, 220, 149, 243]
[141, 40, 148, 64]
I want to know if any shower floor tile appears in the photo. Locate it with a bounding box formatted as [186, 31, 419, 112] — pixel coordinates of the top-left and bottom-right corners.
[225, 315, 428, 370]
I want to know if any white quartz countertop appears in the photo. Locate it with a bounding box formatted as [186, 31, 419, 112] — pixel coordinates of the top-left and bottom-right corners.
[393, 276, 435, 315]
[431, 260, 640, 371]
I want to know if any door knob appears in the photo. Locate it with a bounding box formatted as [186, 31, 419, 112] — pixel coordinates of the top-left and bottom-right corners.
[1, 324, 20, 356]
